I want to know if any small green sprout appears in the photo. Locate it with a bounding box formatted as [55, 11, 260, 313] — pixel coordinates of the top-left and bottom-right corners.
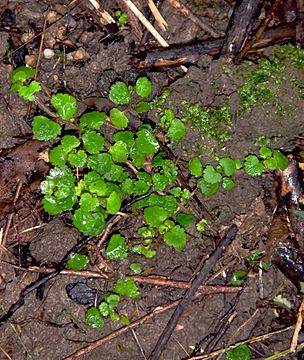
[106, 234, 128, 260]
[230, 270, 247, 286]
[226, 345, 251, 360]
[67, 253, 89, 271]
[114, 277, 140, 298]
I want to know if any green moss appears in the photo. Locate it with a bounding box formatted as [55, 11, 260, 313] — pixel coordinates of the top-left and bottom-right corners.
[181, 101, 232, 145]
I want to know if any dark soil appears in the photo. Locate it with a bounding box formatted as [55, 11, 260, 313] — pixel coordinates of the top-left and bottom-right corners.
[0, 1, 303, 359]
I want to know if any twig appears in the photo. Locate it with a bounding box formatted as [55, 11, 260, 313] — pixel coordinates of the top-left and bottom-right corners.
[63, 290, 207, 359]
[132, 329, 148, 360]
[34, 18, 47, 80]
[147, 0, 167, 31]
[167, 0, 221, 38]
[122, 0, 169, 47]
[0, 178, 23, 261]
[149, 224, 238, 360]
[87, 0, 115, 24]
[290, 295, 304, 352]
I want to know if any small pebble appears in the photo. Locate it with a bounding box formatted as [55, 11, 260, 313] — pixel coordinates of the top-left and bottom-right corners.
[25, 54, 36, 66]
[45, 10, 60, 24]
[43, 48, 55, 59]
[66, 47, 90, 62]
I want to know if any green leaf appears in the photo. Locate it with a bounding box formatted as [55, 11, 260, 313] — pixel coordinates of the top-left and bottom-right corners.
[176, 213, 195, 228]
[72, 208, 105, 236]
[67, 253, 89, 271]
[263, 157, 277, 171]
[148, 194, 178, 215]
[32, 116, 61, 141]
[222, 177, 235, 191]
[113, 131, 134, 147]
[106, 234, 128, 260]
[104, 164, 126, 182]
[114, 277, 140, 298]
[244, 155, 264, 176]
[137, 227, 155, 238]
[79, 111, 106, 131]
[144, 206, 168, 227]
[49, 145, 68, 166]
[153, 173, 169, 191]
[104, 292, 120, 308]
[234, 158, 243, 170]
[18, 80, 41, 101]
[196, 218, 208, 232]
[133, 180, 151, 195]
[189, 157, 203, 177]
[107, 191, 122, 214]
[135, 77, 153, 98]
[198, 178, 220, 196]
[110, 108, 129, 128]
[130, 262, 142, 274]
[82, 130, 105, 154]
[134, 101, 151, 113]
[51, 93, 77, 120]
[259, 146, 272, 159]
[226, 345, 251, 360]
[98, 302, 110, 316]
[61, 135, 80, 152]
[120, 315, 130, 325]
[85, 307, 104, 328]
[203, 165, 222, 184]
[10, 66, 35, 83]
[68, 150, 87, 167]
[163, 225, 186, 252]
[109, 141, 129, 163]
[87, 153, 113, 175]
[273, 294, 292, 310]
[135, 129, 159, 154]
[273, 150, 288, 170]
[132, 244, 156, 258]
[80, 193, 99, 212]
[167, 119, 186, 141]
[158, 219, 175, 234]
[219, 158, 236, 176]
[230, 270, 246, 286]
[109, 81, 130, 105]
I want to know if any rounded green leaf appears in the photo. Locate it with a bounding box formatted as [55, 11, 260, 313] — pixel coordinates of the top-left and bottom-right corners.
[176, 213, 195, 228]
[219, 158, 236, 176]
[10, 66, 35, 83]
[99, 302, 110, 316]
[104, 292, 120, 308]
[61, 135, 80, 152]
[144, 206, 168, 227]
[134, 101, 151, 113]
[67, 253, 89, 271]
[18, 80, 41, 101]
[113, 131, 134, 147]
[263, 157, 277, 171]
[68, 150, 87, 167]
[106, 234, 128, 260]
[230, 270, 247, 286]
[80, 193, 99, 212]
[87, 153, 113, 175]
[135, 129, 159, 154]
[82, 130, 105, 154]
[132, 244, 156, 258]
[110, 108, 129, 128]
[244, 155, 264, 176]
[130, 262, 142, 274]
[273, 150, 288, 170]
[106, 191, 122, 214]
[104, 164, 126, 182]
[49, 145, 68, 166]
[163, 225, 186, 252]
[198, 178, 220, 196]
[222, 177, 235, 191]
[109, 141, 129, 163]
[135, 77, 153, 98]
[189, 157, 203, 177]
[72, 208, 105, 236]
[153, 173, 169, 191]
[203, 165, 222, 184]
[167, 119, 186, 141]
[109, 81, 130, 105]
[32, 116, 61, 141]
[114, 277, 140, 298]
[259, 146, 272, 159]
[226, 345, 251, 360]
[85, 307, 104, 328]
[51, 93, 77, 120]
[79, 111, 106, 131]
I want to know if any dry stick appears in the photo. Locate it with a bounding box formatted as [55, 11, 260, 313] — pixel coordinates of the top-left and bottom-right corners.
[64, 290, 208, 360]
[122, 0, 169, 47]
[167, 0, 221, 38]
[290, 295, 304, 352]
[0, 179, 23, 261]
[34, 18, 47, 80]
[149, 224, 238, 360]
[147, 0, 167, 31]
[236, 0, 282, 62]
[87, 0, 115, 24]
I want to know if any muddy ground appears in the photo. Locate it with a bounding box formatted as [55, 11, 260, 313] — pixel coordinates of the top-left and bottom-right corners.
[0, 1, 304, 359]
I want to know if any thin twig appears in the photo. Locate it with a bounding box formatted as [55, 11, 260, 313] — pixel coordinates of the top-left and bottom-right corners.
[167, 0, 221, 38]
[290, 295, 304, 352]
[147, 0, 167, 31]
[63, 290, 207, 359]
[122, 0, 169, 47]
[149, 224, 238, 360]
